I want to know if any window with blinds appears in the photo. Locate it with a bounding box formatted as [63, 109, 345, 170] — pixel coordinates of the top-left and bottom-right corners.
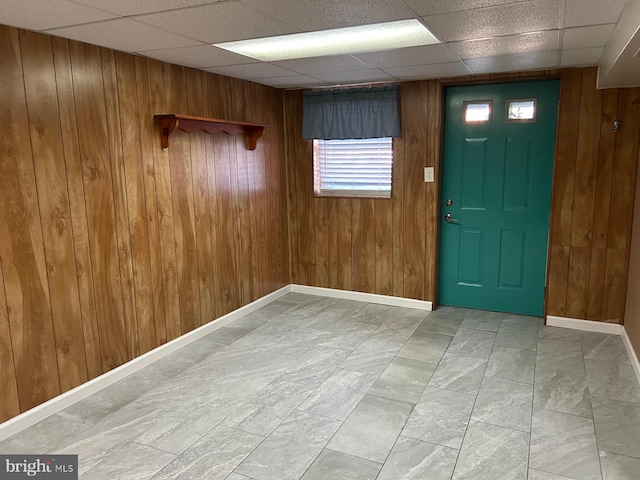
[312, 138, 393, 198]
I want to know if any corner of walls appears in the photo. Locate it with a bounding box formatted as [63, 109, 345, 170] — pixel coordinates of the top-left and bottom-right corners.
[623, 130, 640, 368]
[0, 286, 292, 442]
[546, 315, 640, 386]
[622, 326, 640, 388]
[282, 90, 297, 286]
[0, 23, 291, 425]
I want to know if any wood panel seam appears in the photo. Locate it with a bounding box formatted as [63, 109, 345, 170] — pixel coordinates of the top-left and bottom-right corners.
[20, 34, 66, 396]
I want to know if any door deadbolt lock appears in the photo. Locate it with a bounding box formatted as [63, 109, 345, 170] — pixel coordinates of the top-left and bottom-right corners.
[446, 199, 453, 207]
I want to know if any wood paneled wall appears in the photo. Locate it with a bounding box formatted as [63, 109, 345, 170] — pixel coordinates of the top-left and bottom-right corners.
[286, 68, 640, 324]
[623, 147, 640, 360]
[546, 69, 640, 322]
[286, 81, 441, 300]
[0, 25, 288, 423]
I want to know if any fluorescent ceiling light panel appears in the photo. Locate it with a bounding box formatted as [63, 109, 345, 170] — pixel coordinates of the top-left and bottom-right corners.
[213, 19, 440, 61]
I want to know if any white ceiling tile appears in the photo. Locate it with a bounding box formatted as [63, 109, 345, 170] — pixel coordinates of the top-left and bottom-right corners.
[204, 63, 296, 79]
[272, 56, 372, 75]
[354, 44, 458, 68]
[0, 0, 628, 89]
[311, 68, 397, 85]
[139, 45, 255, 68]
[561, 47, 604, 66]
[73, 0, 222, 16]
[562, 24, 616, 50]
[135, 2, 299, 44]
[404, 0, 530, 16]
[449, 30, 559, 59]
[564, 0, 626, 28]
[46, 18, 200, 52]
[465, 51, 559, 73]
[240, 0, 416, 31]
[0, 0, 117, 31]
[423, 0, 560, 42]
[252, 75, 330, 89]
[383, 61, 472, 79]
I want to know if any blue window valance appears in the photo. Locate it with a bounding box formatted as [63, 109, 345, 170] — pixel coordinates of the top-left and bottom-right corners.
[302, 85, 400, 140]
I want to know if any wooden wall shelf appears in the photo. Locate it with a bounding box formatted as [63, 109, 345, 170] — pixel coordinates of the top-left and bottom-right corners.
[155, 114, 266, 150]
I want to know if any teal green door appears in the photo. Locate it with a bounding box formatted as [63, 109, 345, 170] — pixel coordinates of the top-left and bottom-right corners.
[439, 80, 559, 316]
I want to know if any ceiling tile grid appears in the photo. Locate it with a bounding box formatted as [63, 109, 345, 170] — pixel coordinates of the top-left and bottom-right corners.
[0, 0, 635, 89]
[252, 75, 330, 88]
[560, 47, 605, 67]
[46, 18, 201, 52]
[563, 0, 627, 28]
[72, 0, 223, 16]
[562, 24, 616, 50]
[448, 31, 560, 60]
[0, 0, 117, 31]
[139, 44, 257, 69]
[402, 0, 531, 17]
[272, 55, 374, 75]
[465, 51, 559, 74]
[309, 68, 398, 84]
[353, 44, 459, 67]
[240, 0, 417, 31]
[204, 62, 298, 80]
[382, 61, 473, 80]
[421, 0, 561, 42]
[133, 2, 299, 44]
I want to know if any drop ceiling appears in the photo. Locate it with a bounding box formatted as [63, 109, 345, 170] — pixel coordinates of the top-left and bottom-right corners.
[1, 0, 638, 89]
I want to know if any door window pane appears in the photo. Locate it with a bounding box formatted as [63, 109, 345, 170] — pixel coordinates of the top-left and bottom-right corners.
[464, 101, 492, 123]
[507, 99, 536, 121]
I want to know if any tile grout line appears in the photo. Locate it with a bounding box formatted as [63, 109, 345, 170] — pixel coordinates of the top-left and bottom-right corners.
[7, 296, 634, 479]
[367, 310, 432, 478]
[270, 300, 408, 480]
[307, 309, 432, 479]
[450, 311, 499, 478]
[528, 315, 542, 476]
[579, 332, 606, 480]
[598, 448, 640, 461]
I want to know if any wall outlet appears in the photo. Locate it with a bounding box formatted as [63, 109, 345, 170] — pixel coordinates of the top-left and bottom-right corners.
[424, 166, 435, 183]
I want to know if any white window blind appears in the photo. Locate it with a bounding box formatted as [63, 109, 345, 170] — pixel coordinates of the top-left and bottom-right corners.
[313, 137, 393, 198]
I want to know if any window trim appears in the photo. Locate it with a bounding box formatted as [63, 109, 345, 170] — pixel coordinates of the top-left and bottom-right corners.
[312, 137, 394, 199]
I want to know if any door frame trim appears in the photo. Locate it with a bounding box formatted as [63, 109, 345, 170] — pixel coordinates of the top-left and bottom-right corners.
[432, 72, 564, 318]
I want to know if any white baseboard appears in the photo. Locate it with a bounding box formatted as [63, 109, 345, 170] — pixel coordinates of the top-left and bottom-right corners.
[546, 315, 623, 335]
[290, 284, 433, 311]
[0, 284, 430, 441]
[545, 315, 640, 387]
[0, 284, 292, 443]
[621, 327, 640, 387]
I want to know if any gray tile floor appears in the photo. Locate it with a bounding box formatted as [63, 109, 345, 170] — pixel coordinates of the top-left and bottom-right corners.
[1, 293, 640, 479]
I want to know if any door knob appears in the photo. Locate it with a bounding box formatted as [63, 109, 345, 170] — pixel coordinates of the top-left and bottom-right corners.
[444, 213, 459, 224]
